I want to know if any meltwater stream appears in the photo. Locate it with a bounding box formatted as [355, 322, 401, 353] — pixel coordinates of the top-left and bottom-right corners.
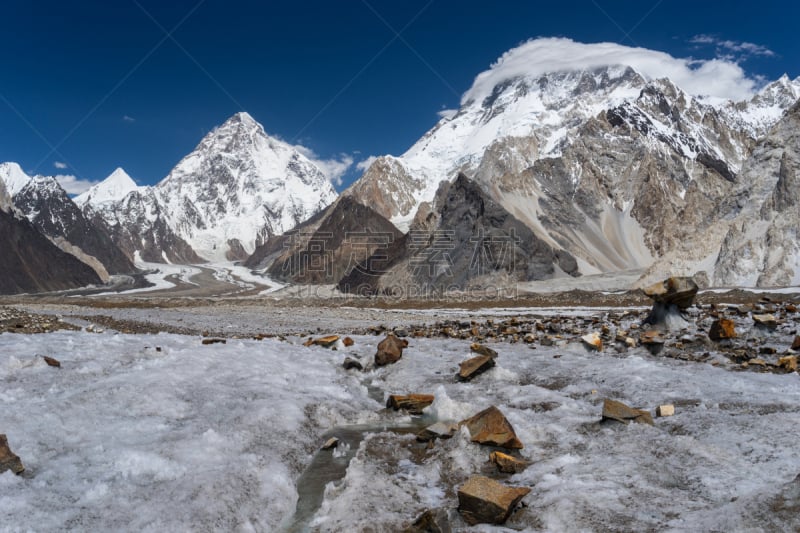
[283, 383, 437, 532]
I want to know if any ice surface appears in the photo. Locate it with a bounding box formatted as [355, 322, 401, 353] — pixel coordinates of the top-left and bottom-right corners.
[0, 331, 376, 531]
[2, 315, 799, 531]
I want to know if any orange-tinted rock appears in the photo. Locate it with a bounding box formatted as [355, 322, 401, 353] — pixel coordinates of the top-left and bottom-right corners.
[375, 334, 408, 366]
[461, 406, 523, 449]
[457, 354, 495, 381]
[490, 451, 530, 474]
[778, 356, 797, 372]
[581, 332, 602, 351]
[342, 337, 355, 347]
[387, 394, 434, 415]
[641, 277, 698, 309]
[0, 434, 24, 475]
[457, 475, 530, 525]
[709, 318, 737, 341]
[470, 343, 498, 358]
[602, 399, 654, 426]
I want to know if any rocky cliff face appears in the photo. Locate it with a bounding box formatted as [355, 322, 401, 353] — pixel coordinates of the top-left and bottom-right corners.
[247, 196, 404, 285]
[0, 178, 101, 295]
[14, 176, 137, 277]
[339, 174, 579, 293]
[343, 46, 800, 286]
[649, 101, 800, 287]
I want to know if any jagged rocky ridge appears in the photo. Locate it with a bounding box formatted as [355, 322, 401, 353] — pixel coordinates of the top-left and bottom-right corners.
[338, 174, 580, 293]
[344, 62, 800, 287]
[14, 175, 137, 279]
[0, 177, 101, 294]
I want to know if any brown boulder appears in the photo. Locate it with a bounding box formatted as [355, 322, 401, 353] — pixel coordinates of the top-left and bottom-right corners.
[342, 336, 355, 347]
[709, 318, 737, 341]
[404, 508, 451, 533]
[457, 475, 530, 525]
[490, 451, 530, 474]
[792, 336, 800, 351]
[0, 434, 24, 475]
[201, 338, 226, 345]
[375, 334, 408, 366]
[602, 399, 654, 426]
[461, 406, 523, 449]
[43, 356, 61, 368]
[387, 394, 434, 415]
[342, 357, 363, 371]
[641, 276, 698, 309]
[457, 354, 495, 382]
[778, 356, 797, 372]
[470, 343, 498, 358]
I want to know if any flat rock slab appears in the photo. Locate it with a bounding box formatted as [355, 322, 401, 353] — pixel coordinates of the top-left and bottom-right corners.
[375, 334, 408, 366]
[404, 508, 451, 533]
[417, 422, 459, 442]
[753, 314, 778, 329]
[461, 406, 523, 449]
[457, 475, 530, 525]
[0, 434, 24, 475]
[201, 338, 226, 345]
[642, 277, 698, 309]
[304, 335, 341, 348]
[490, 451, 530, 474]
[387, 394, 434, 415]
[457, 354, 496, 381]
[602, 399, 654, 426]
[640, 330, 666, 345]
[470, 343, 498, 358]
[321, 437, 339, 450]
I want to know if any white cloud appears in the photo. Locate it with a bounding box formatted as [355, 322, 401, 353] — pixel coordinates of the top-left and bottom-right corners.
[437, 108, 458, 120]
[690, 35, 775, 60]
[292, 144, 354, 187]
[355, 155, 378, 173]
[53, 174, 99, 195]
[462, 37, 762, 105]
[123, 115, 136, 123]
[53, 161, 68, 169]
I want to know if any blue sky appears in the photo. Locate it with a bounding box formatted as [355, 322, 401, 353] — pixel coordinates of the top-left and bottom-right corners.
[1, 0, 797, 192]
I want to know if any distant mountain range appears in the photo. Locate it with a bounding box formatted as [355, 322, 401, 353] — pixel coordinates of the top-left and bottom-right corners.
[2, 44, 799, 294]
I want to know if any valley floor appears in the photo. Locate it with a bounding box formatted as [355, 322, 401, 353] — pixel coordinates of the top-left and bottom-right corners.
[1, 283, 799, 531]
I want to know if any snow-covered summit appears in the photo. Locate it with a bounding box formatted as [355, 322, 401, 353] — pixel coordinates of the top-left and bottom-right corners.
[0, 162, 31, 196]
[154, 111, 338, 260]
[82, 112, 339, 263]
[75, 167, 139, 207]
[347, 39, 799, 230]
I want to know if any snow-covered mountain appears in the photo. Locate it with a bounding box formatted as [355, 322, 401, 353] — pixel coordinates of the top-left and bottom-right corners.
[74, 167, 140, 207]
[12, 174, 137, 278]
[0, 162, 32, 197]
[344, 38, 800, 286]
[0, 172, 103, 294]
[83, 112, 338, 262]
